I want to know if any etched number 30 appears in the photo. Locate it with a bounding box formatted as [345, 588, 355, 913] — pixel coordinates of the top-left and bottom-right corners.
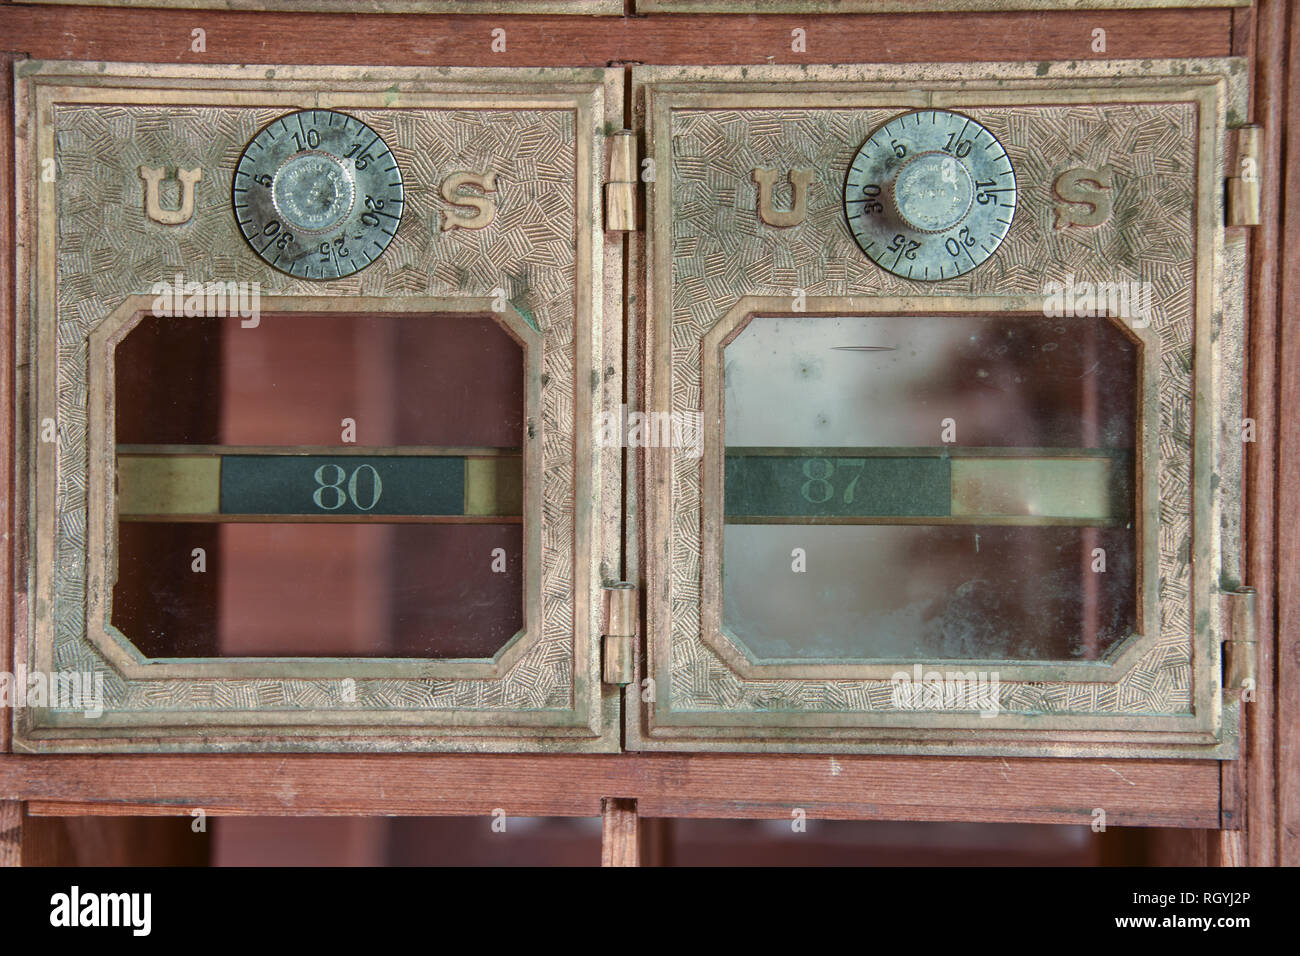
[313, 463, 383, 511]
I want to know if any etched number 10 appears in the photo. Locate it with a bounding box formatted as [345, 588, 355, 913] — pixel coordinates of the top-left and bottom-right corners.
[312, 463, 383, 511]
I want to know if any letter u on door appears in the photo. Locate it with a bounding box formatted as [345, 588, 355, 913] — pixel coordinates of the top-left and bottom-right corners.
[752, 167, 814, 228]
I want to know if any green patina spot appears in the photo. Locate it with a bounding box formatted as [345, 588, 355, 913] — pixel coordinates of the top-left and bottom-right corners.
[515, 304, 540, 333]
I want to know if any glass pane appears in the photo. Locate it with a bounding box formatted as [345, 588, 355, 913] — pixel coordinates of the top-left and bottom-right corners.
[111, 311, 525, 659]
[721, 313, 1138, 662]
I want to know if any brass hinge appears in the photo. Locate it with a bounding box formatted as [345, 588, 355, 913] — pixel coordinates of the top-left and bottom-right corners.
[604, 130, 638, 232]
[601, 582, 638, 685]
[1223, 587, 1258, 699]
[1226, 125, 1261, 227]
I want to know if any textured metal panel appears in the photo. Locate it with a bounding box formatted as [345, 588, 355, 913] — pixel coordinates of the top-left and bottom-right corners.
[634, 60, 1245, 755]
[117, 455, 221, 516]
[640, 0, 1246, 10]
[54, 102, 578, 709]
[15, 63, 621, 752]
[27, 0, 623, 12]
[668, 103, 1192, 711]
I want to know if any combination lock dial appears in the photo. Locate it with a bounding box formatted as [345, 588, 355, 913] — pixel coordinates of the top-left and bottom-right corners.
[233, 109, 404, 280]
[843, 109, 1016, 281]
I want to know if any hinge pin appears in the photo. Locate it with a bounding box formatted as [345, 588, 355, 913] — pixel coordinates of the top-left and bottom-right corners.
[602, 582, 638, 685]
[1224, 586, 1258, 697]
[1226, 126, 1261, 227]
[604, 130, 638, 232]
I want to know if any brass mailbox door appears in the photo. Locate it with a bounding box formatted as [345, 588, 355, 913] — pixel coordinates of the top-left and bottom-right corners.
[14, 62, 624, 752]
[631, 60, 1249, 756]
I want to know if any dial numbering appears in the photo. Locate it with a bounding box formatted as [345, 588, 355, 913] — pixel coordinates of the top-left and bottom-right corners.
[843, 109, 1017, 281]
[233, 109, 404, 280]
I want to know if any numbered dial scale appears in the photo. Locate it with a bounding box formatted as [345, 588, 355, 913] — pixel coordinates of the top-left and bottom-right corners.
[843, 110, 1016, 281]
[233, 110, 404, 279]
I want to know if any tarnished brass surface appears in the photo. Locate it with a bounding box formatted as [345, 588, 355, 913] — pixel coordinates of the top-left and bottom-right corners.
[641, 0, 1243, 10]
[464, 456, 525, 517]
[28, 0, 622, 11]
[632, 60, 1246, 757]
[14, 62, 623, 752]
[602, 584, 638, 686]
[11, 57, 1248, 758]
[1227, 125, 1262, 227]
[1224, 587, 1258, 695]
[722, 448, 1130, 524]
[116, 448, 524, 520]
[117, 455, 221, 517]
[949, 456, 1125, 522]
[605, 130, 638, 232]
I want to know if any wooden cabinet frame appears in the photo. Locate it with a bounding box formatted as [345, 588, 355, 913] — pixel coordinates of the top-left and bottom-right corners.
[0, 0, 1293, 866]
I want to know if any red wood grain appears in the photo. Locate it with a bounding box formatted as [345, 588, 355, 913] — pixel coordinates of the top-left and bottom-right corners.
[2, 753, 1220, 827]
[0, 6, 1248, 837]
[600, 796, 638, 866]
[0, 53, 14, 755]
[0, 7, 1230, 66]
[1242, 0, 1286, 868]
[1275, 0, 1300, 868]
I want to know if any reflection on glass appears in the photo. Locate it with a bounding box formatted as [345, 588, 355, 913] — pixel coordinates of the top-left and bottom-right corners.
[111, 312, 525, 659]
[721, 314, 1138, 662]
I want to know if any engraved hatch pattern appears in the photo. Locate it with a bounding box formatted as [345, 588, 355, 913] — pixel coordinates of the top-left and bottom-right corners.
[51, 104, 580, 713]
[665, 103, 1198, 715]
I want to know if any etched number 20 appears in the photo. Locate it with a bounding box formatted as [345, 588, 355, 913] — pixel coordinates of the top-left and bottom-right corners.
[313, 463, 383, 511]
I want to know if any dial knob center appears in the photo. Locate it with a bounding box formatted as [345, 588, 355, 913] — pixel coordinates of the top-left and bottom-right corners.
[234, 109, 403, 279]
[890, 151, 974, 234]
[271, 152, 356, 234]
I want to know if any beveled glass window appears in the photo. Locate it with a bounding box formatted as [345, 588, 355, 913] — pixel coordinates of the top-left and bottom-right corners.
[720, 312, 1138, 663]
[112, 310, 527, 660]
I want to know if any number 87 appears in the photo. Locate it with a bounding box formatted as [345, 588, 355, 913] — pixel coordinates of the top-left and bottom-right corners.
[799, 458, 866, 505]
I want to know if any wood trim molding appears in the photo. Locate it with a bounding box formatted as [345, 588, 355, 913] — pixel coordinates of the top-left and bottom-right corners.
[1, 753, 1220, 828]
[0, 7, 1257, 840]
[1240, 0, 1290, 868]
[0, 7, 1230, 67]
[0, 53, 15, 755]
[1273, 0, 1300, 868]
[0, 801, 19, 867]
[600, 797, 638, 866]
